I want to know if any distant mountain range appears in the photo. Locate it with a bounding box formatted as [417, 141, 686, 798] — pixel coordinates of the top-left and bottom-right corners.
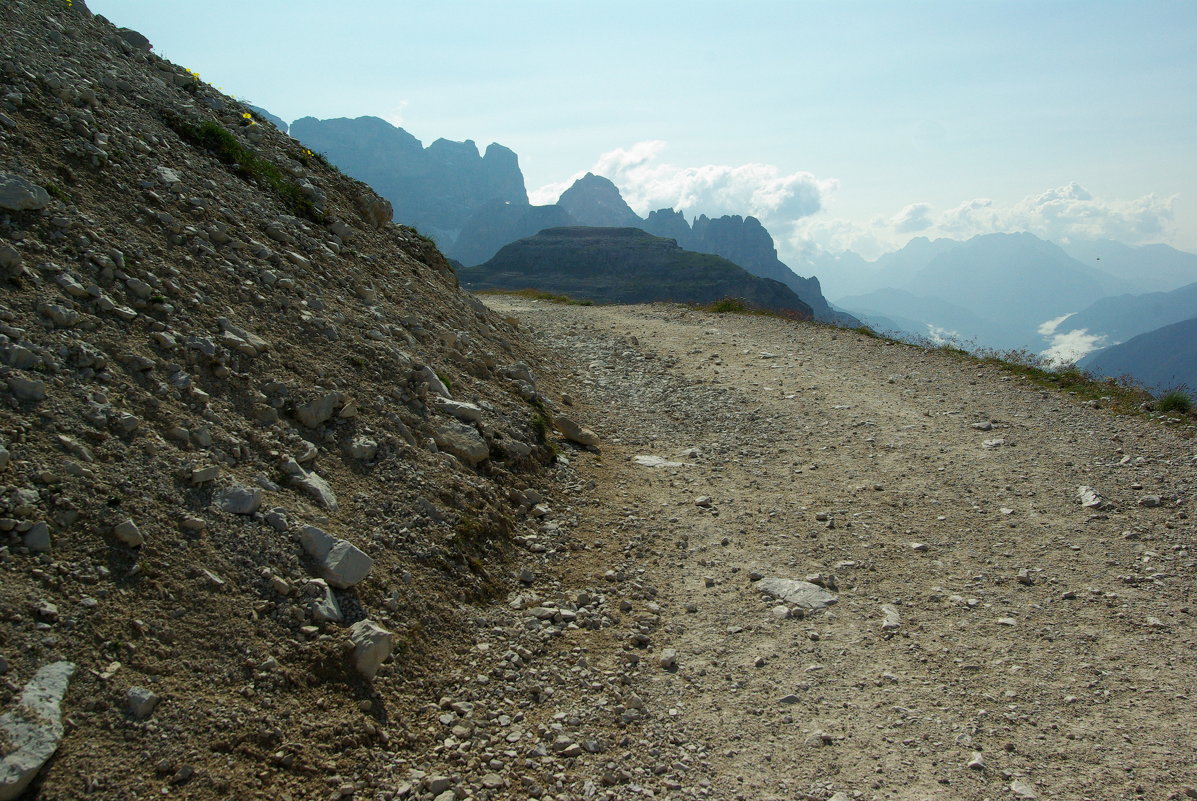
[282, 116, 851, 324]
[273, 111, 1196, 394]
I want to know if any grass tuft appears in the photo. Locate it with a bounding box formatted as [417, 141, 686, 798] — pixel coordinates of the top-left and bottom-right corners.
[1157, 388, 1193, 414]
[164, 115, 325, 223]
[476, 288, 595, 306]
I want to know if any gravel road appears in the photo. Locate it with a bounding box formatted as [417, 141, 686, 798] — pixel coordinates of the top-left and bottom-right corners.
[432, 296, 1197, 801]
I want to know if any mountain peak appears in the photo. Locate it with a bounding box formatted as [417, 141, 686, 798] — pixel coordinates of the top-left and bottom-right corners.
[556, 173, 642, 228]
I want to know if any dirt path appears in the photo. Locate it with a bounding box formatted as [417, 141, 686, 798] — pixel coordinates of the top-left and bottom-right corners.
[453, 297, 1197, 801]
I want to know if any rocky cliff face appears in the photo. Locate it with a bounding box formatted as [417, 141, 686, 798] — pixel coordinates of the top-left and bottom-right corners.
[288, 116, 527, 244]
[458, 227, 814, 316]
[0, 2, 562, 796]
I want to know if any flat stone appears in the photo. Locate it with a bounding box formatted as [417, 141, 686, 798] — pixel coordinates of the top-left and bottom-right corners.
[754, 578, 838, 612]
[433, 397, 482, 422]
[0, 661, 75, 801]
[880, 604, 902, 631]
[631, 455, 686, 468]
[554, 415, 599, 446]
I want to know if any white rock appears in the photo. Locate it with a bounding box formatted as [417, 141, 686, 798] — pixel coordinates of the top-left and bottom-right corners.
[553, 415, 599, 447]
[308, 579, 342, 622]
[658, 648, 678, 669]
[215, 486, 262, 515]
[349, 619, 393, 680]
[1077, 485, 1105, 509]
[300, 525, 372, 588]
[433, 421, 489, 466]
[294, 391, 342, 427]
[433, 397, 482, 422]
[0, 661, 75, 801]
[880, 604, 902, 631]
[1010, 778, 1038, 799]
[112, 518, 144, 546]
[290, 468, 338, 511]
[632, 455, 686, 468]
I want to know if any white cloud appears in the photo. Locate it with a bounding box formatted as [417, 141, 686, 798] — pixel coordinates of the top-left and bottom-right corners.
[786, 182, 1178, 263]
[529, 140, 836, 224]
[1037, 312, 1075, 337]
[382, 101, 409, 128]
[892, 202, 934, 233]
[1040, 328, 1108, 365]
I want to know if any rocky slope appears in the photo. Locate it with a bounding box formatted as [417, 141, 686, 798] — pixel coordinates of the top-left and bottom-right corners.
[457, 227, 815, 317]
[0, 2, 565, 797]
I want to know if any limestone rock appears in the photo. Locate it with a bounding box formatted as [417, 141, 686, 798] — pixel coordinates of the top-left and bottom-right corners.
[308, 579, 343, 622]
[0, 175, 51, 212]
[1077, 485, 1105, 509]
[300, 525, 372, 588]
[553, 415, 599, 447]
[0, 661, 75, 801]
[294, 391, 343, 428]
[754, 577, 838, 612]
[125, 686, 159, 719]
[433, 421, 489, 466]
[433, 396, 482, 422]
[215, 486, 262, 515]
[348, 619, 393, 680]
[112, 518, 144, 546]
[289, 467, 338, 510]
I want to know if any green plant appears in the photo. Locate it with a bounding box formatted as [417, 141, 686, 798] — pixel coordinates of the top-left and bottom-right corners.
[705, 297, 752, 314]
[164, 115, 324, 223]
[1157, 388, 1193, 414]
[476, 288, 596, 306]
[530, 412, 550, 442]
[435, 371, 453, 394]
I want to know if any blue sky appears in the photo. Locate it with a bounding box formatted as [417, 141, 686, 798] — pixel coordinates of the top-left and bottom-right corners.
[88, 0, 1197, 259]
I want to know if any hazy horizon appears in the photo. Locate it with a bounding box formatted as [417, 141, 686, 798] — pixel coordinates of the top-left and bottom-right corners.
[88, 0, 1197, 263]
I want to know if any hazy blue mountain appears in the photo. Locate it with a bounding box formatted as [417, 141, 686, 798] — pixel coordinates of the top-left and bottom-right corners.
[289, 115, 526, 243]
[816, 237, 959, 299]
[904, 232, 1108, 330]
[557, 173, 643, 228]
[1049, 280, 1197, 347]
[458, 227, 814, 317]
[451, 200, 575, 267]
[642, 208, 693, 243]
[1079, 317, 1197, 392]
[837, 287, 1027, 348]
[1063, 239, 1197, 293]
